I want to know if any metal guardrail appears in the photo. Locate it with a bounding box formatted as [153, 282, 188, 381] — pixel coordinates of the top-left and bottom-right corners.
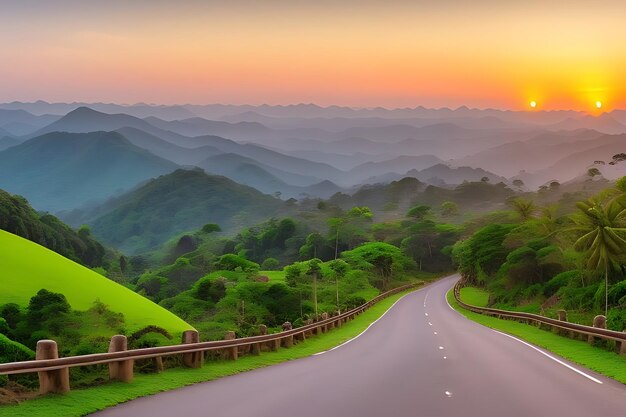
[0, 282, 423, 395]
[453, 280, 626, 348]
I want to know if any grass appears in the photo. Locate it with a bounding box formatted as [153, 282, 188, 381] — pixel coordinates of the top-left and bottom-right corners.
[0, 230, 191, 336]
[258, 270, 285, 282]
[0, 286, 420, 417]
[449, 287, 626, 384]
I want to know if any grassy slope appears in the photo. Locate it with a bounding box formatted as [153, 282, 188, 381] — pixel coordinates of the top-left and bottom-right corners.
[449, 287, 626, 384]
[0, 287, 419, 417]
[0, 230, 191, 336]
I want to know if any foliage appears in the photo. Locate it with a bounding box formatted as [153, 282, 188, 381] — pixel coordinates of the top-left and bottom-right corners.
[0, 189, 105, 267]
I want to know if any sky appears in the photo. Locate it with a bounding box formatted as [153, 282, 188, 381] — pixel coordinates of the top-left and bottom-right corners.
[1, 0, 625, 110]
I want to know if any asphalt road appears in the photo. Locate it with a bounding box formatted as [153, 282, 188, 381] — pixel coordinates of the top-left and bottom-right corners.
[94, 274, 626, 417]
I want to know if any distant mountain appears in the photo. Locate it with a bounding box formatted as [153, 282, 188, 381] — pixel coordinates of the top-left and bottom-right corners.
[201, 154, 291, 194]
[143, 116, 274, 140]
[31, 106, 163, 137]
[0, 133, 18, 151]
[201, 153, 321, 189]
[547, 113, 626, 135]
[360, 164, 506, 187]
[349, 155, 443, 183]
[0, 109, 59, 135]
[513, 135, 626, 187]
[115, 127, 222, 165]
[329, 177, 514, 215]
[78, 169, 287, 254]
[408, 164, 506, 184]
[0, 101, 196, 120]
[0, 131, 178, 212]
[337, 122, 474, 142]
[453, 129, 605, 177]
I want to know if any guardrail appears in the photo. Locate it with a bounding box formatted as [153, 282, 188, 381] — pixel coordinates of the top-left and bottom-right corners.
[453, 280, 626, 354]
[0, 282, 422, 395]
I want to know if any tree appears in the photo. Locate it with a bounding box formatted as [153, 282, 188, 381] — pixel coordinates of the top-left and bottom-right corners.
[572, 198, 626, 316]
[329, 259, 349, 313]
[481, 176, 490, 182]
[440, 201, 459, 217]
[587, 167, 601, 178]
[510, 198, 537, 221]
[407, 205, 431, 220]
[306, 259, 322, 319]
[261, 257, 280, 270]
[201, 223, 221, 234]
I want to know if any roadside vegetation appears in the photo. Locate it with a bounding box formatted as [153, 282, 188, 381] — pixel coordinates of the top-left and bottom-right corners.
[452, 174, 626, 330]
[449, 288, 626, 385]
[0, 288, 419, 417]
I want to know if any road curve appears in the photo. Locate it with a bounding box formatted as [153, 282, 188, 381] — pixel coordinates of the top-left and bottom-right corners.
[94, 275, 626, 417]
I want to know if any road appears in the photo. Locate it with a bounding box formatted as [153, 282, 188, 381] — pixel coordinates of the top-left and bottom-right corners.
[94, 275, 626, 417]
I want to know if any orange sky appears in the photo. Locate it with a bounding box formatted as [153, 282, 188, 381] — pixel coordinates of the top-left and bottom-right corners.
[1, 1, 625, 110]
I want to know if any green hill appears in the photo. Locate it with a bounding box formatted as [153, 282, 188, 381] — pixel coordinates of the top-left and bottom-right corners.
[73, 168, 288, 254]
[0, 229, 191, 336]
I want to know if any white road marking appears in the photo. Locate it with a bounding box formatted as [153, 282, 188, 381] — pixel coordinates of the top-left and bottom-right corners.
[438, 346, 444, 350]
[445, 283, 604, 385]
[491, 330, 603, 384]
[313, 290, 418, 356]
[424, 291, 429, 308]
[425, 313, 429, 316]
[428, 322, 433, 326]
[443, 356, 447, 359]
[445, 391, 452, 397]
[434, 331, 438, 335]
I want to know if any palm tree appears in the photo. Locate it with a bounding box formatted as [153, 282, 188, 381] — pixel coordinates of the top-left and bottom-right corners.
[572, 197, 626, 316]
[510, 198, 538, 221]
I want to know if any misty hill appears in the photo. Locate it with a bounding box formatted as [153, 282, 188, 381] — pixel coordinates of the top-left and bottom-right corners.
[0, 134, 18, 151]
[201, 153, 293, 195]
[513, 135, 626, 187]
[76, 169, 287, 254]
[349, 155, 443, 183]
[31, 106, 163, 137]
[200, 153, 322, 191]
[115, 127, 223, 165]
[144, 116, 274, 140]
[406, 164, 507, 185]
[547, 113, 626, 135]
[0, 109, 59, 136]
[0, 131, 178, 212]
[453, 129, 606, 177]
[329, 177, 515, 215]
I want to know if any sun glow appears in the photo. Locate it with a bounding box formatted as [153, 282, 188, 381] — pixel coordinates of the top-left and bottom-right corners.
[529, 100, 537, 109]
[595, 100, 603, 109]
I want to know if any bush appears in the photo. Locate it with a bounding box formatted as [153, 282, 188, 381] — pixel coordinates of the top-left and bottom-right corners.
[607, 307, 626, 331]
[0, 333, 34, 363]
[544, 271, 578, 297]
[261, 258, 280, 270]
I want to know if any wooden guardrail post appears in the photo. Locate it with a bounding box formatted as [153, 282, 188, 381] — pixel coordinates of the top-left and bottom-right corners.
[224, 331, 238, 360]
[251, 325, 266, 355]
[182, 330, 203, 368]
[108, 335, 133, 382]
[281, 322, 294, 347]
[619, 331, 626, 356]
[588, 315, 606, 345]
[36, 340, 70, 394]
[321, 312, 329, 332]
